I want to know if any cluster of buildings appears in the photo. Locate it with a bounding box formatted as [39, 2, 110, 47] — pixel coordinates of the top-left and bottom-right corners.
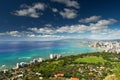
[16, 62, 28, 69]
[30, 58, 43, 64]
[15, 58, 43, 69]
[50, 54, 62, 59]
[4, 53, 62, 80]
[15, 54, 62, 69]
[89, 41, 120, 54]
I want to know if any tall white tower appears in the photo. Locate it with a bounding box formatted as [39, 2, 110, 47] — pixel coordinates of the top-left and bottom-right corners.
[50, 54, 54, 59]
[16, 63, 20, 69]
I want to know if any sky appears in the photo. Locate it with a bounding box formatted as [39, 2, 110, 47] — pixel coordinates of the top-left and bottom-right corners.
[0, 0, 120, 41]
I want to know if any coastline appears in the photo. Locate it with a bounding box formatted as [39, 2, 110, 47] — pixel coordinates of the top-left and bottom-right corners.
[0, 41, 103, 71]
[1, 52, 120, 80]
[0, 50, 103, 71]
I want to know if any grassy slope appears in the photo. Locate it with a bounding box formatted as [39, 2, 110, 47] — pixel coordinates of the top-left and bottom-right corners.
[74, 56, 106, 64]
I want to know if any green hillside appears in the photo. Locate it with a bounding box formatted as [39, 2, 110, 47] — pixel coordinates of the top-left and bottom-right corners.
[0, 52, 120, 80]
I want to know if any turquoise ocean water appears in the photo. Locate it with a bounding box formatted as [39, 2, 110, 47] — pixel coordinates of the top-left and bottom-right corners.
[0, 40, 102, 70]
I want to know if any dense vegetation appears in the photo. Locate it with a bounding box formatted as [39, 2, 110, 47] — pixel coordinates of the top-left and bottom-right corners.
[0, 52, 120, 80]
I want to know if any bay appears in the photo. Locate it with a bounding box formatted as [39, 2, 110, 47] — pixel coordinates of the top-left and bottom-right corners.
[0, 40, 101, 69]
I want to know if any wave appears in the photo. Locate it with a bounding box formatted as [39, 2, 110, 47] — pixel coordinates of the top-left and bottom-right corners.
[0, 65, 6, 70]
[18, 57, 31, 60]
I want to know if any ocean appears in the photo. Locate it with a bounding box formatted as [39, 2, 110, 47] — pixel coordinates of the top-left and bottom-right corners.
[0, 40, 101, 70]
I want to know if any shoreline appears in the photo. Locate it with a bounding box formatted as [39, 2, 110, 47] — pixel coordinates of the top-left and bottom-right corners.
[0, 41, 104, 71]
[0, 49, 103, 71]
[1, 52, 120, 80]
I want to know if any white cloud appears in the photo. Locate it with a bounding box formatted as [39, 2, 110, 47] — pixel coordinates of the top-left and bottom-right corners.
[51, 0, 79, 19]
[29, 18, 117, 34]
[56, 19, 116, 34]
[0, 16, 118, 40]
[51, 0, 80, 9]
[60, 8, 77, 19]
[27, 34, 36, 37]
[52, 8, 58, 13]
[33, 3, 46, 10]
[28, 27, 55, 34]
[89, 29, 120, 40]
[27, 34, 66, 41]
[105, 29, 120, 39]
[29, 25, 88, 34]
[6, 31, 19, 35]
[56, 25, 87, 33]
[90, 19, 117, 27]
[89, 19, 117, 33]
[27, 34, 65, 38]
[0, 31, 21, 37]
[79, 16, 101, 23]
[14, 3, 46, 18]
[44, 24, 52, 27]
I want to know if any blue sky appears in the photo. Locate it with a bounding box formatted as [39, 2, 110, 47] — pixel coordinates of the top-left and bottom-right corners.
[0, 0, 120, 41]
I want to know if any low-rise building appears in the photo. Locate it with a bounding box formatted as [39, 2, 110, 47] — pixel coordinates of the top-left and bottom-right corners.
[70, 77, 79, 80]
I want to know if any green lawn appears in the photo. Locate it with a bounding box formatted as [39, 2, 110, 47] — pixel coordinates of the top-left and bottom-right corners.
[74, 56, 106, 64]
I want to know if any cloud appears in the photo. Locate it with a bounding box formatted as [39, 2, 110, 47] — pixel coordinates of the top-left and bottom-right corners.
[44, 24, 52, 27]
[50, 0, 79, 19]
[13, 3, 46, 18]
[28, 25, 87, 34]
[0, 31, 21, 37]
[27, 34, 66, 41]
[0, 31, 34, 37]
[28, 27, 55, 34]
[56, 25, 87, 33]
[79, 16, 101, 23]
[89, 19, 117, 33]
[52, 8, 58, 13]
[51, 0, 80, 9]
[0, 16, 118, 40]
[6, 31, 19, 36]
[56, 19, 116, 34]
[107, 30, 120, 39]
[89, 29, 120, 40]
[28, 18, 117, 35]
[59, 8, 77, 19]
[27, 34, 65, 38]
